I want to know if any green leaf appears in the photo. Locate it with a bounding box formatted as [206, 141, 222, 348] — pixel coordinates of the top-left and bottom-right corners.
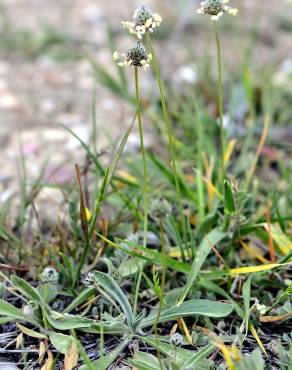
[88, 53, 133, 104]
[16, 323, 47, 339]
[196, 210, 219, 242]
[272, 190, 286, 233]
[177, 228, 227, 305]
[0, 299, 39, 325]
[77, 340, 96, 370]
[101, 234, 190, 274]
[143, 336, 214, 366]
[0, 224, 19, 242]
[49, 332, 73, 354]
[243, 275, 251, 336]
[128, 351, 163, 370]
[224, 179, 236, 214]
[184, 343, 215, 367]
[199, 280, 244, 317]
[119, 257, 144, 277]
[142, 300, 233, 328]
[83, 320, 130, 335]
[0, 317, 15, 325]
[237, 348, 265, 370]
[10, 275, 43, 305]
[62, 124, 137, 190]
[79, 337, 129, 370]
[63, 287, 96, 314]
[91, 271, 134, 325]
[45, 309, 93, 330]
[59, 252, 76, 287]
[143, 272, 160, 297]
[148, 151, 196, 203]
[89, 112, 136, 238]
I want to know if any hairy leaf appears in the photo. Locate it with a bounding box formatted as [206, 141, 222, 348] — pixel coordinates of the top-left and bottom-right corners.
[90, 271, 134, 325]
[142, 299, 233, 327]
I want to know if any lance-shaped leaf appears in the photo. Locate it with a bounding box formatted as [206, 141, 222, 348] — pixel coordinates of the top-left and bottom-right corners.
[224, 179, 236, 214]
[81, 320, 130, 335]
[143, 336, 215, 366]
[128, 352, 163, 370]
[142, 300, 233, 328]
[0, 299, 39, 326]
[63, 287, 96, 314]
[89, 271, 134, 325]
[17, 323, 47, 339]
[177, 228, 227, 306]
[45, 309, 93, 330]
[49, 332, 74, 354]
[11, 275, 43, 305]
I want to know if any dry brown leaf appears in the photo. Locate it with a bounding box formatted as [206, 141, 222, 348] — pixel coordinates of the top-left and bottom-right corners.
[64, 340, 78, 370]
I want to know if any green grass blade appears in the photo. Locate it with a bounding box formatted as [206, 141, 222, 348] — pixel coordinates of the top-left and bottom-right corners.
[177, 228, 227, 306]
[148, 151, 197, 203]
[185, 343, 216, 367]
[143, 336, 214, 365]
[89, 112, 136, 238]
[79, 337, 129, 370]
[63, 287, 96, 314]
[77, 340, 96, 370]
[243, 275, 252, 336]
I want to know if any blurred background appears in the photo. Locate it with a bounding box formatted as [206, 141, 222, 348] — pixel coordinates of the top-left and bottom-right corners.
[0, 0, 292, 219]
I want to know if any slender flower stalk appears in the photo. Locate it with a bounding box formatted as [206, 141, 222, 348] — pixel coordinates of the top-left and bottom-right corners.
[213, 21, 225, 185]
[134, 66, 149, 247]
[146, 32, 187, 240]
[196, 0, 238, 186]
[122, 6, 186, 240]
[113, 41, 151, 246]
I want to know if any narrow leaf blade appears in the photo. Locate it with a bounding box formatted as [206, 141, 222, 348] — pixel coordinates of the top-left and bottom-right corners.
[177, 228, 227, 305]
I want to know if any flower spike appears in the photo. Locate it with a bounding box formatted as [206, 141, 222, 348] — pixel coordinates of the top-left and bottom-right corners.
[122, 6, 162, 39]
[113, 41, 152, 71]
[197, 0, 238, 21]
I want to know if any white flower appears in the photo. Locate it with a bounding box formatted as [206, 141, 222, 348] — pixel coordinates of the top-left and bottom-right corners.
[255, 303, 268, 315]
[121, 21, 135, 34]
[113, 51, 119, 61]
[228, 8, 238, 16]
[197, 0, 238, 21]
[40, 267, 59, 284]
[113, 42, 152, 71]
[122, 6, 162, 39]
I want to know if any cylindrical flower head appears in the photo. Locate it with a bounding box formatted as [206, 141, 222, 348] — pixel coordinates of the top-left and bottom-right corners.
[40, 267, 59, 284]
[197, 0, 238, 21]
[122, 6, 162, 39]
[171, 333, 183, 346]
[80, 271, 96, 286]
[113, 41, 152, 71]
